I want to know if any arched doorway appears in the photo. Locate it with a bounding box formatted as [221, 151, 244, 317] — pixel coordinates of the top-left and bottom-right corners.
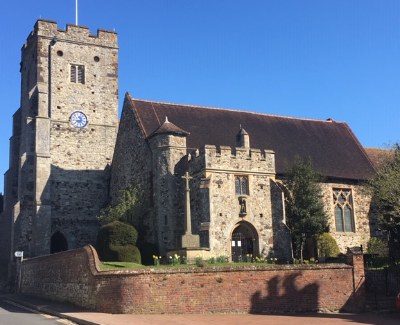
[231, 222, 259, 262]
[51, 231, 68, 254]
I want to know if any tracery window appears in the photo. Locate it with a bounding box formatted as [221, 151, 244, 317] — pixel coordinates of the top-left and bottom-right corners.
[235, 176, 248, 195]
[333, 188, 354, 232]
[70, 64, 85, 84]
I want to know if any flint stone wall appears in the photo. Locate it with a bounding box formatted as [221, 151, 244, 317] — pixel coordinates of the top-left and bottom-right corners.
[320, 182, 375, 253]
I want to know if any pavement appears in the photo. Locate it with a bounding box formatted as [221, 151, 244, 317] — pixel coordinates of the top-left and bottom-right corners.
[1, 293, 399, 325]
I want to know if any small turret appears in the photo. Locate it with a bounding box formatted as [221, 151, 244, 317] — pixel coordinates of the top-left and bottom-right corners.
[236, 126, 250, 148]
[147, 117, 190, 255]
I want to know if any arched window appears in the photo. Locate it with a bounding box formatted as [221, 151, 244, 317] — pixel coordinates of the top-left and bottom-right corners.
[333, 189, 354, 232]
[51, 231, 68, 253]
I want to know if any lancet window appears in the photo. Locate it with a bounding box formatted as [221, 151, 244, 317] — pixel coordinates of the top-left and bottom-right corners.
[235, 176, 249, 195]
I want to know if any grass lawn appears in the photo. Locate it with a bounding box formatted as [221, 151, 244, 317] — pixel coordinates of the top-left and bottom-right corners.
[99, 261, 273, 271]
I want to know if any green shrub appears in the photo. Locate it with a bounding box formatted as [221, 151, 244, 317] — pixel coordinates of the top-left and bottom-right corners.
[96, 221, 140, 262]
[317, 233, 340, 257]
[107, 245, 141, 264]
[367, 237, 388, 257]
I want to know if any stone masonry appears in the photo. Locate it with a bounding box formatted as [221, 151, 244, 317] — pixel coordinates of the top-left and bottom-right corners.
[188, 143, 291, 259]
[0, 19, 118, 261]
[320, 182, 375, 252]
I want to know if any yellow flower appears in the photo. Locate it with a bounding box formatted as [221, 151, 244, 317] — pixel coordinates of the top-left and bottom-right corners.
[159, 256, 162, 259]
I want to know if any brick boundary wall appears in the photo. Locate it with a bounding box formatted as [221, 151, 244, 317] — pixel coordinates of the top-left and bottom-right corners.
[19, 245, 366, 314]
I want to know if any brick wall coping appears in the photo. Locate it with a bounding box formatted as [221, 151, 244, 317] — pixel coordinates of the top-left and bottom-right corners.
[22, 245, 353, 276]
[99, 263, 353, 276]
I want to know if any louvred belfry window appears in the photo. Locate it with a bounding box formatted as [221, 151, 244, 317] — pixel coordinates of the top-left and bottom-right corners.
[333, 188, 355, 232]
[70, 64, 85, 84]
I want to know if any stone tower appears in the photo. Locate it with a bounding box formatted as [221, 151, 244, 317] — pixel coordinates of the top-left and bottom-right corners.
[0, 19, 119, 260]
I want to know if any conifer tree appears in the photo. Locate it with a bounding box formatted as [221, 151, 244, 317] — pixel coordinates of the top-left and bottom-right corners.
[283, 157, 329, 261]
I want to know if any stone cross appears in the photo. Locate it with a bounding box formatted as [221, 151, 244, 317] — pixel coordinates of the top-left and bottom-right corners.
[182, 172, 193, 234]
[182, 171, 192, 190]
[180, 173, 201, 248]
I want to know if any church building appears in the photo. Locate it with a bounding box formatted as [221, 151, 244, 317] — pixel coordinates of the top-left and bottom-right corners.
[0, 20, 377, 265]
[109, 94, 377, 260]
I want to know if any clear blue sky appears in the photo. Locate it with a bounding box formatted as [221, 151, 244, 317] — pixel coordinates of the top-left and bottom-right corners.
[1, 1, 399, 193]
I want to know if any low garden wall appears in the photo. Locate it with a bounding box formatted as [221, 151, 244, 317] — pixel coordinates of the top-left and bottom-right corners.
[20, 245, 366, 314]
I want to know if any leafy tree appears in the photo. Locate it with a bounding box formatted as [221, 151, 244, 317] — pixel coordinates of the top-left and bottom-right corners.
[283, 157, 329, 261]
[367, 143, 400, 264]
[98, 186, 148, 226]
[367, 237, 388, 258]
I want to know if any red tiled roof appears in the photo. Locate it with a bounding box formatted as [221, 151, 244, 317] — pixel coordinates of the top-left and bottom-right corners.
[364, 148, 394, 170]
[127, 93, 376, 180]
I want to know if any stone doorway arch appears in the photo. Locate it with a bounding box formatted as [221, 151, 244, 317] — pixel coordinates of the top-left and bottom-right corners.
[230, 221, 259, 262]
[50, 231, 68, 254]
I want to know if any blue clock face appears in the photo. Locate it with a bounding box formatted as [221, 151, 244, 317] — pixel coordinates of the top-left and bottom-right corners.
[70, 111, 88, 128]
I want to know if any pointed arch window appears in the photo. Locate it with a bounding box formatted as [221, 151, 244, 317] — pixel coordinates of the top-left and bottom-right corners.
[235, 176, 249, 195]
[333, 188, 354, 232]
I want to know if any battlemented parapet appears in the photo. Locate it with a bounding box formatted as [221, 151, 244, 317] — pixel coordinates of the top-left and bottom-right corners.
[188, 144, 275, 176]
[23, 19, 118, 50]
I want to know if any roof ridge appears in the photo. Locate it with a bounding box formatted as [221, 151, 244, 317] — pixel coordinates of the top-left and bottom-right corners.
[130, 97, 345, 124]
[364, 147, 391, 151]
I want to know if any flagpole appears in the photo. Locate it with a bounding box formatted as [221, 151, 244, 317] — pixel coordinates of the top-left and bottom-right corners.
[76, 0, 78, 25]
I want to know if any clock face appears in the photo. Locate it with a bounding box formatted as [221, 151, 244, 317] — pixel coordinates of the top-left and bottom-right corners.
[70, 111, 88, 128]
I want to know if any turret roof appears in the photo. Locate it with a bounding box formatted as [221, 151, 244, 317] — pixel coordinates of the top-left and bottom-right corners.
[147, 116, 190, 138]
